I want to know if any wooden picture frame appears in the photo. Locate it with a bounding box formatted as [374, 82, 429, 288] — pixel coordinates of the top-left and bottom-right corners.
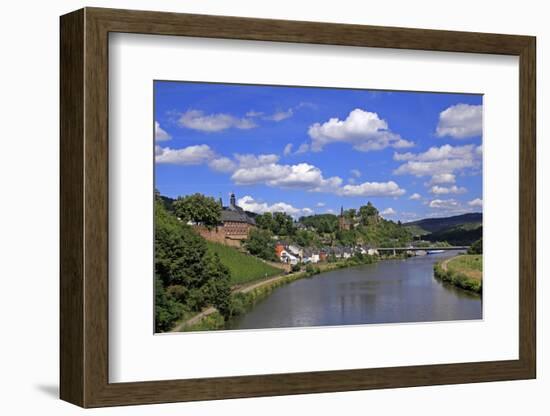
[60, 7, 536, 408]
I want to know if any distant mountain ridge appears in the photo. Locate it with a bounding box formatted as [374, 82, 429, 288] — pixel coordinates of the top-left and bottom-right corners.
[405, 212, 482, 234]
[404, 212, 482, 245]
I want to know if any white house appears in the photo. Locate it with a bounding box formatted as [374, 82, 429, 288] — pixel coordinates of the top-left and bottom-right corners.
[280, 250, 299, 265]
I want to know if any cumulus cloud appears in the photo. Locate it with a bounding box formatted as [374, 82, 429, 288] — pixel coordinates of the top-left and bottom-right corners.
[436, 104, 482, 139]
[468, 198, 483, 208]
[232, 161, 343, 192]
[237, 195, 313, 218]
[381, 207, 396, 216]
[409, 193, 422, 200]
[283, 143, 293, 156]
[429, 173, 456, 185]
[155, 121, 171, 141]
[178, 110, 256, 132]
[295, 143, 309, 154]
[393, 144, 481, 177]
[339, 181, 406, 197]
[428, 198, 461, 210]
[208, 157, 237, 173]
[155, 144, 215, 165]
[316, 202, 326, 207]
[350, 169, 362, 178]
[308, 108, 414, 152]
[234, 153, 280, 168]
[430, 185, 467, 195]
[264, 108, 293, 122]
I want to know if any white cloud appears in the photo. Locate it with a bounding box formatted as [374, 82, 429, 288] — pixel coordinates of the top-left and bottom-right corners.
[350, 169, 361, 178]
[155, 144, 215, 165]
[155, 121, 171, 141]
[230, 154, 404, 197]
[339, 181, 406, 197]
[394, 144, 481, 177]
[283, 143, 293, 156]
[178, 109, 256, 132]
[468, 198, 483, 208]
[430, 185, 467, 195]
[409, 193, 422, 200]
[428, 198, 461, 210]
[232, 162, 343, 192]
[316, 202, 326, 207]
[237, 195, 312, 218]
[429, 173, 456, 185]
[436, 104, 482, 139]
[208, 157, 237, 173]
[308, 108, 414, 152]
[264, 108, 293, 121]
[233, 153, 280, 168]
[246, 110, 264, 117]
[295, 143, 309, 154]
[381, 207, 396, 216]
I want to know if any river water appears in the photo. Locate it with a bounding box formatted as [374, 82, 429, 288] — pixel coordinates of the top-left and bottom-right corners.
[227, 250, 482, 330]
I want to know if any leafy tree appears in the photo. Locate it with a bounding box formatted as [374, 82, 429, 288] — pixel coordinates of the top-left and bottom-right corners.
[345, 208, 357, 222]
[336, 229, 358, 246]
[468, 238, 483, 254]
[293, 229, 320, 248]
[255, 212, 276, 231]
[202, 252, 232, 319]
[173, 193, 221, 229]
[273, 212, 295, 236]
[359, 202, 379, 226]
[154, 194, 232, 331]
[244, 228, 276, 261]
[298, 214, 338, 234]
[155, 276, 183, 332]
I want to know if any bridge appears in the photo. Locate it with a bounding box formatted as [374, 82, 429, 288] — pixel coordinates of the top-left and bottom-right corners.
[376, 246, 469, 251]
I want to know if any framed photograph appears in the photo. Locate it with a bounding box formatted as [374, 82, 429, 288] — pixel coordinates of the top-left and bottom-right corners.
[60, 7, 536, 408]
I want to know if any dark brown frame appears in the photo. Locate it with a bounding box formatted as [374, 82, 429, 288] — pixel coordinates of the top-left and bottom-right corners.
[60, 7, 536, 408]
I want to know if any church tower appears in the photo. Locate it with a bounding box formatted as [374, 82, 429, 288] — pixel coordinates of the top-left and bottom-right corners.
[230, 193, 236, 208]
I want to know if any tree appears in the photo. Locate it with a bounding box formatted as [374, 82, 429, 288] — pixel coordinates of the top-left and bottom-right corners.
[154, 276, 183, 332]
[154, 193, 233, 331]
[468, 238, 483, 254]
[244, 229, 276, 261]
[173, 193, 221, 229]
[273, 212, 294, 236]
[202, 252, 232, 319]
[155, 197, 208, 289]
[346, 208, 357, 222]
[255, 212, 276, 231]
[298, 214, 338, 234]
[359, 202, 379, 225]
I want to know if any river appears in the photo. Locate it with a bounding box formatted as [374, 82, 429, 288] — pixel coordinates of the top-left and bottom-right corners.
[227, 250, 482, 330]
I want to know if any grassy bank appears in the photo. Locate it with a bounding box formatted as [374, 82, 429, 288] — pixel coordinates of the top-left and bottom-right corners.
[434, 254, 482, 294]
[206, 241, 281, 285]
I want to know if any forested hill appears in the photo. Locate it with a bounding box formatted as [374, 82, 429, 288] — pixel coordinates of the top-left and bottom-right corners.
[404, 212, 482, 246]
[404, 213, 482, 235]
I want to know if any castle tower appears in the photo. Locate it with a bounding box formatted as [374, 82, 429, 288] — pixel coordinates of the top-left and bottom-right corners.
[230, 193, 236, 208]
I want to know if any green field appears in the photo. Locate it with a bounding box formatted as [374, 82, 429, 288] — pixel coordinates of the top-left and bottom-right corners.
[447, 254, 482, 278]
[206, 241, 281, 286]
[434, 254, 482, 294]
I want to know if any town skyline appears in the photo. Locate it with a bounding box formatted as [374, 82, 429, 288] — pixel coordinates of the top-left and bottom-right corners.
[154, 81, 483, 222]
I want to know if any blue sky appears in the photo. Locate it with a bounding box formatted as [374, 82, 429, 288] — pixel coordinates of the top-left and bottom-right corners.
[154, 81, 483, 222]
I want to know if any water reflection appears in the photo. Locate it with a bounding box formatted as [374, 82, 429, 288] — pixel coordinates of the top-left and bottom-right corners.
[227, 251, 482, 330]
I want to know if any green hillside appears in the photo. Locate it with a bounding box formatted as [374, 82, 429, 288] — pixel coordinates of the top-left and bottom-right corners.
[425, 225, 483, 246]
[206, 241, 281, 285]
[405, 213, 482, 235]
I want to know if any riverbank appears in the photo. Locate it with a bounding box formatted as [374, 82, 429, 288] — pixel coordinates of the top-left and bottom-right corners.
[434, 254, 482, 294]
[173, 254, 395, 332]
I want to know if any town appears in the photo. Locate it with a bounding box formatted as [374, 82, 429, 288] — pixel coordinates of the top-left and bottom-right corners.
[155, 190, 482, 332]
